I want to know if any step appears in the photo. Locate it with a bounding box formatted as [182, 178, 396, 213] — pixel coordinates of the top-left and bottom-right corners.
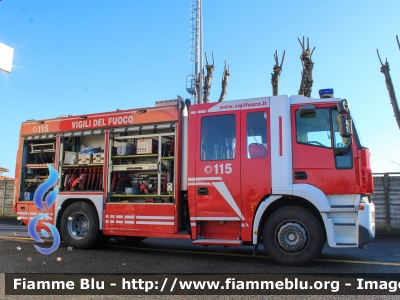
[336, 243, 357, 246]
[193, 239, 242, 246]
[333, 223, 356, 226]
[330, 205, 356, 211]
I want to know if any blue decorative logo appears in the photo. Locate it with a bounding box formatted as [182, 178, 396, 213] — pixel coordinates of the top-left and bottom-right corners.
[27, 164, 60, 254]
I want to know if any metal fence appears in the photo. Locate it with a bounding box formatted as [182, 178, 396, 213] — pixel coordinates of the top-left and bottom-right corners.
[372, 173, 400, 233]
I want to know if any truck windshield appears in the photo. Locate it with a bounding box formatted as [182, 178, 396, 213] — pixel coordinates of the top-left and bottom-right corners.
[352, 116, 367, 149]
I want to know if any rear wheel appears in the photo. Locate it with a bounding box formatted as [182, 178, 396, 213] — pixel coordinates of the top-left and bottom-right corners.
[60, 201, 102, 249]
[262, 206, 324, 266]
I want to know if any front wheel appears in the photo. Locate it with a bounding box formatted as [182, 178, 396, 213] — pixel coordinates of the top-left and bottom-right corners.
[262, 206, 324, 266]
[60, 201, 102, 249]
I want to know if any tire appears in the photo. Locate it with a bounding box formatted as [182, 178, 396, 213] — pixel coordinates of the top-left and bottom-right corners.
[262, 206, 324, 266]
[60, 201, 102, 249]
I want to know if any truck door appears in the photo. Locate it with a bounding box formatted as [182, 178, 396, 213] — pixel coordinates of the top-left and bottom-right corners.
[291, 105, 358, 194]
[194, 112, 242, 221]
[240, 109, 271, 240]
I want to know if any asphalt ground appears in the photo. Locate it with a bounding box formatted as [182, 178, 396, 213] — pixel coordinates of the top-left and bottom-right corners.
[0, 218, 400, 299]
[1, 219, 400, 272]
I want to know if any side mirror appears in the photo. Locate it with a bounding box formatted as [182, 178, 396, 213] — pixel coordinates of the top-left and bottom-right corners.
[299, 105, 316, 118]
[338, 115, 353, 138]
[336, 100, 349, 114]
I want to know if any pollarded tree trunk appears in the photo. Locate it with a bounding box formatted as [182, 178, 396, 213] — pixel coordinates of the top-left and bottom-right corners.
[298, 37, 315, 98]
[377, 47, 400, 130]
[218, 61, 230, 102]
[271, 50, 285, 96]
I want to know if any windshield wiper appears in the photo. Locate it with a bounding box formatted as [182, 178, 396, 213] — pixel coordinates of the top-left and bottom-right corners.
[334, 138, 352, 156]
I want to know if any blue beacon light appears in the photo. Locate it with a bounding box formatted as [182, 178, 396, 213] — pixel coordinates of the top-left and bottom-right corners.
[319, 88, 334, 99]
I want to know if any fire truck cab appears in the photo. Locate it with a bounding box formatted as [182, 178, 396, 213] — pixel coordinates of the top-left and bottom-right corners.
[14, 92, 375, 266]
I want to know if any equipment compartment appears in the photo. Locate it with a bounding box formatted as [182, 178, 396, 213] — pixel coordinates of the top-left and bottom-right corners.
[108, 123, 175, 203]
[59, 130, 105, 192]
[19, 136, 57, 200]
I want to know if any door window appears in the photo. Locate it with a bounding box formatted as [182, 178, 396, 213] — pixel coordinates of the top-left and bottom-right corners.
[201, 115, 236, 161]
[246, 112, 267, 158]
[296, 108, 331, 148]
[295, 107, 353, 169]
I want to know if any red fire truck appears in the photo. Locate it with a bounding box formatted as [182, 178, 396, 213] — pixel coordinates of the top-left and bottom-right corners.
[13, 90, 375, 265]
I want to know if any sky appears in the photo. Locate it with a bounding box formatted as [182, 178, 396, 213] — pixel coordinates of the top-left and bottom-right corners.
[0, 0, 400, 177]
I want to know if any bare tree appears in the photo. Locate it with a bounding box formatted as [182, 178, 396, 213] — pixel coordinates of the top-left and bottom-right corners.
[386, 156, 400, 168]
[203, 52, 215, 103]
[377, 45, 400, 130]
[298, 37, 315, 97]
[218, 61, 230, 102]
[397, 35, 400, 51]
[271, 50, 286, 96]
[193, 73, 199, 104]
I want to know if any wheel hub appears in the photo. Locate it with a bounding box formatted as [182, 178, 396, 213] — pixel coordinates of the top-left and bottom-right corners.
[277, 222, 307, 252]
[68, 212, 90, 240]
